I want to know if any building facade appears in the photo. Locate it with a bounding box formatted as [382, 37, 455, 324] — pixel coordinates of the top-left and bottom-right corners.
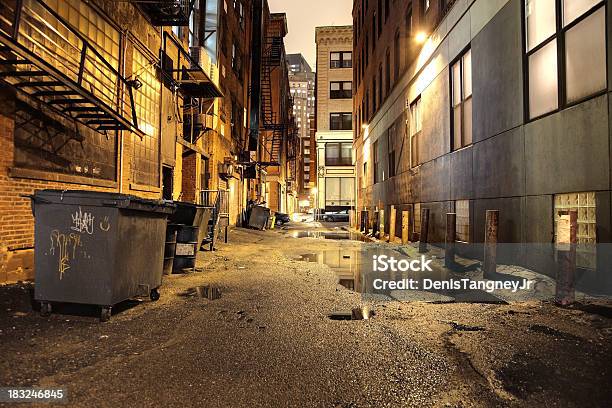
[315, 26, 355, 214]
[0, 0, 296, 284]
[288, 53, 316, 204]
[353, 0, 611, 290]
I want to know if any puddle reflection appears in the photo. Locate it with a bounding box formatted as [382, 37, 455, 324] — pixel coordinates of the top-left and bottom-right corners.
[288, 230, 369, 241]
[297, 249, 506, 303]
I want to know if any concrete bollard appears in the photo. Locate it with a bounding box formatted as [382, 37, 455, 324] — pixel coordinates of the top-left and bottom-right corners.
[445, 213, 456, 268]
[483, 210, 499, 278]
[418, 208, 430, 253]
[402, 210, 410, 244]
[555, 210, 577, 305]
[379, 209, 385, 240]
[389, 206, 397, 242]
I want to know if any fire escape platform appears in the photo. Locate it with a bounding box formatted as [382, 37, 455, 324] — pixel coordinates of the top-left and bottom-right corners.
[0, 0, 141, 136]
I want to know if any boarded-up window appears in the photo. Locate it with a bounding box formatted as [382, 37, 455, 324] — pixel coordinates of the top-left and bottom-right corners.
[554, 192, 597, 269]
[455, 200, 470, 242]
[131, 45, 161, 187]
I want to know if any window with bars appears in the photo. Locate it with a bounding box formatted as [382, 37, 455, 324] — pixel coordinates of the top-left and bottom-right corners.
[451, 48, 472, 150]
[410, 97, 422, 167]
[554, 192, 597, 269]
[455, 200, 470, 242]
[131, 46, 161, 187]
[524, 0, 606, 120]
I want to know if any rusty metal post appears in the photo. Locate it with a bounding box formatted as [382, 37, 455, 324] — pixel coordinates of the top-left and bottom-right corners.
[556, 210, 577, 305]
[379, 209, 385, 240]
[445, 213, 456, 268]
[483, 210, 499, 278]
[402, 210, 410, 244]
[372, 211, 379, 237]
[418, 208, 430, 253]
[389, 206, 397, 242]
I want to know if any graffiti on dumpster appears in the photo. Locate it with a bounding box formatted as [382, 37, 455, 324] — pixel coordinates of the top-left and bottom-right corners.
[71, 207, 95, 235]
[99, 216, 111, 232]
[49, 230, 82, 279]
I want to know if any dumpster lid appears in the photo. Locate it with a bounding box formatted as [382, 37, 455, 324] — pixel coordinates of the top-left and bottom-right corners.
[32, 190, 176, 214]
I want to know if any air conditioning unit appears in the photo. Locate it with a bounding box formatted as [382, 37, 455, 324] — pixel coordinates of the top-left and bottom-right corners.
[218, 162, 234, 179]
[189, 46, 218, 84]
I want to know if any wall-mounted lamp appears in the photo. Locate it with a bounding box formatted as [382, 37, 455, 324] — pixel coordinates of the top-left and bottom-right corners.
[414, 31, 428, 44]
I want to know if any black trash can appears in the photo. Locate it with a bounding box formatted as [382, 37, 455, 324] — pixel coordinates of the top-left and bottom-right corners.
[30, 190, 175, 321]
[172, 224, 199, 272]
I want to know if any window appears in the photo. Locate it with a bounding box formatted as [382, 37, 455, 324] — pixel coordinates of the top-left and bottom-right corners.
[525, 0, 606, 119]
[362, 162, 368, 187]
[330, 113, 353, 130]
[394, 31, 401, 82]
[131, 45, 161, 187]
[372, 77, 377, 114]
[423, 0, 430, 14]
[372, 14, 377, 49]
[233, 0, 244, 28]
[330, 81, 352, 99]
[388, 126, 396, 178]
[330, 51, 352, 68]
[385, 0, 390, 22]
[451, 48, 472, 150]
[373, 140, 380, 183]
[378, 64, 383, 105]
[405, 7, 413, 69]
[377, 0, 383, 36]
[325, 142, 353, 166]
[232, 43, 243, 80]
[385, 50, 391, 94]
[409, 97, 422, 167]
[455, 200, 470, 242]
[554, 192, 596, 269]
[325, 177, 354, 206]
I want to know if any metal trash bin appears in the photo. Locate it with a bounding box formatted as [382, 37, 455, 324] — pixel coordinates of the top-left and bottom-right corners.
[30, 190, 175, 321]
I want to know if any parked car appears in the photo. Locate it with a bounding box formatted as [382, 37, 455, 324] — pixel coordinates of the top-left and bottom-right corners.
[274, 212, 291, 226]
[322, 210, 349, 222]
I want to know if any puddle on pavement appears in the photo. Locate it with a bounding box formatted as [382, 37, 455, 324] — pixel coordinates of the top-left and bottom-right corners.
[181, 286, 222, 300]
[295, 248, 507, 304]
[329, 306, 375, 321]
[287, 230, 369, 241]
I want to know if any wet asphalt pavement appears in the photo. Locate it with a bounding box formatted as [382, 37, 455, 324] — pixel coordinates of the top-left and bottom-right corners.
[0, 221, 611, 407]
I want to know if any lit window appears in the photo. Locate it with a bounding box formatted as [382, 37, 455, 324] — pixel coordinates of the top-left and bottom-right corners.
[455, 200, 470, 242]
[409, 97, 422, 167]
[330, 51, 352, 68]
[524, 0, 606, 119]
[451, 48, 472, 150]
[554, 192, 596, 269]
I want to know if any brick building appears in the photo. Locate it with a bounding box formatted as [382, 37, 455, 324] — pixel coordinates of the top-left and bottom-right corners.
[0, 0, 296, 284]
[352, 0, 611, 291]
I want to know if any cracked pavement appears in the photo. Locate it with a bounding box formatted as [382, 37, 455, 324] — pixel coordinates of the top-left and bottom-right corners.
[0, 222, 611, 407]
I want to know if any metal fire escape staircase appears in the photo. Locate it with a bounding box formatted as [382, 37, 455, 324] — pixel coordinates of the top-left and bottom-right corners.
[260, 36, 284, 166]
[0, 0, 141, 137]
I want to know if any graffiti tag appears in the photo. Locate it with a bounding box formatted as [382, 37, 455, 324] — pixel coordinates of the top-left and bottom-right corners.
[71, 207, 95, 235]
[99, 216, 111, 232]
[49, 230, 82, 280]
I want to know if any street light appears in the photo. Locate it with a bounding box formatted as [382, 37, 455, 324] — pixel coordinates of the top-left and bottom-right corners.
[414, 31, 428, 44]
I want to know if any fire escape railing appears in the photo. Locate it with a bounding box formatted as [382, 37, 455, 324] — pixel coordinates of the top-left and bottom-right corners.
[260, 36, 286, 165]
[132, 0, 194, 26]
[0, 0, 140, 135]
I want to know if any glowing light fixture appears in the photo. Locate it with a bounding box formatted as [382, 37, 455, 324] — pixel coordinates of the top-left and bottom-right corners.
[415, 31, 428, 44]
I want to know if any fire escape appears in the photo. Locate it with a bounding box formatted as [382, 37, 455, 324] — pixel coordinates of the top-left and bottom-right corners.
[260, 36, 284, 166]
[0, 0, 140, 136]
[131, 0, 194, 26]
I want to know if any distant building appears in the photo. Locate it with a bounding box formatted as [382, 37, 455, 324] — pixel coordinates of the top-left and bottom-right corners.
[314, 26, 355, 214]
[288, 54, 316, 202]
